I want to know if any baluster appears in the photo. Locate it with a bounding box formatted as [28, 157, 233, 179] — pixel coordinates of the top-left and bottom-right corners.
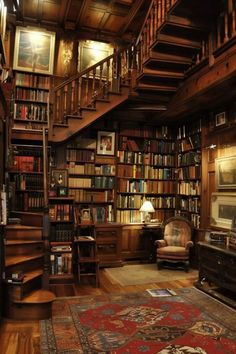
[217, 15, 222, 48]
[71, 81, 75, 113]
[161, 0, 165, 24]
[85, 72, 90, 105]
[157, 0, 162, 28]
[63, 85, 68, 123]
[224, 9, 229, 42]
[150, 7, 154, 44]
[91, 67, 96, 107]
[77, 77, 82, 114]
[147, 18, 150, 48]
[105, 59, 110, 98]
[154, 0, 158, 40]
[232, 0, 236, 35]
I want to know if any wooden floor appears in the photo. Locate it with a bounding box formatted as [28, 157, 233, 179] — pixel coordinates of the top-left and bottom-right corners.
[0, 267, 198, 354]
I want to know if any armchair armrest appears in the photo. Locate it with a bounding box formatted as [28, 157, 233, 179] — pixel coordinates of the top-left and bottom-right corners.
[185, 240, 194, 250]
[155, 239, 167, 248]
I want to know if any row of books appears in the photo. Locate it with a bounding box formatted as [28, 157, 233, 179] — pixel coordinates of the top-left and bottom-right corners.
[116, 209, 174, 223]
[178, 197, 200, 213]
[70, 188, 114, 203]
[50, 224, 74, 242]
[66, 149, 95, 162]
[49, 203, 74, 221]
[117, 195, 176, 209]
[13, 155, 42, 172]
[117, 179, 175, 194]
[119, 124, 172, 139]
[178, 165, 201, 180]
[15, 191, 44, 211]
[175, 211, 200, 229]
[14, 103, 48, 121]
[50, 253, 72, 275]
[15, 72, 50, 89]
[68, 176, 115, 189]
[91, 205, 113, 223]
[15, 87, 49, 102]
[67, 162, 115, 175]
[177, 180, 201, 195]
[13, 174, 43, 190]
[117, 150, 175, 166]
[177, 151, 201, 166]
[176, 121, 201, 140]
[117, 165, 175, 180]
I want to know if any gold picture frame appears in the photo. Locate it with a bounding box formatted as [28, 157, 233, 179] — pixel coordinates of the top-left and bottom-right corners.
[97, 131, 115, 156]
[211, 192, 236, 229]
[215, 156, 236, 189]
[78, 40, 113, 75]
[13, 26, 56, 75]
[51, 169, 68, 188]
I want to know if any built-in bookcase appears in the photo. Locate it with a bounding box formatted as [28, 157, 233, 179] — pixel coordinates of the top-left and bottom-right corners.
[8, 144, 44, 212]
[116, 123, 176, 223]
[66, 139, 116, 223]
[176, 120, 202, 228]
[13, 72, 50, 131]
[49, 196, 74, 282]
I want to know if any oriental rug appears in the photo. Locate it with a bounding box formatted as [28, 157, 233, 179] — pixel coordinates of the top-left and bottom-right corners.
[40, 287, 236, 353]
[104, 264, 198, 286]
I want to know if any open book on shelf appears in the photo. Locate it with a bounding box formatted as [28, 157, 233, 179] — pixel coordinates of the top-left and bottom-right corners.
[146, 288, 177, 297]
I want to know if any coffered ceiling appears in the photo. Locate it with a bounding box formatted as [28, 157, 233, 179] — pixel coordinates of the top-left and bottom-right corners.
[5, 0, 151, 43]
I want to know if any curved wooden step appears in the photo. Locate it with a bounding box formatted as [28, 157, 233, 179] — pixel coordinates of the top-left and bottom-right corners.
[4, 289, 56, 320]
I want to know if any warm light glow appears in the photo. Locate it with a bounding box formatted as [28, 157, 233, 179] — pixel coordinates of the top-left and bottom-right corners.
[139, 201, 155, 213]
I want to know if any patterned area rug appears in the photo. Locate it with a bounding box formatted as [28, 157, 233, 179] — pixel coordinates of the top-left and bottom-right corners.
[104, 264, 198, 285]
[40, 287, 236, 353]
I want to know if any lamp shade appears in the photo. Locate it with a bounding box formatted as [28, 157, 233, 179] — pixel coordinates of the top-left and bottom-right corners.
[139, 200, 155, 213]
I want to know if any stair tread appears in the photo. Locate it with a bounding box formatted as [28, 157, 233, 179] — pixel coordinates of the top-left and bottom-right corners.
[140, 68, 184, 79]
[6, 240, 43, 245]
[164, 14, 209, 32]
[155, 33, 201, 48]
[6, 269, 43, 284]
[6, 224, 42, 230]
[5, 254, 44, 267]
[148, 51, 193, 64]
[135, 83, 178, 92]
[14, 289, 56, 304]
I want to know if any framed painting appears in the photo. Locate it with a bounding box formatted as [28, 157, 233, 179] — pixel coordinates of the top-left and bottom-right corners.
[215, 111, 227, 127]
[51, 169, 68, 188]
[211, 192, 236, 229]
[78, 40, 113, 75]
[215, 156, 236, 189]
[97, 131, 115, 156]
[13, 26, 56, 75]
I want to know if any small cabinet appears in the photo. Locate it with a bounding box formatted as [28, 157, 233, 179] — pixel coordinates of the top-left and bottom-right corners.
[121, 224, 150, 261]
[197, 241, 236, 293]
[96, 224, 122, 267]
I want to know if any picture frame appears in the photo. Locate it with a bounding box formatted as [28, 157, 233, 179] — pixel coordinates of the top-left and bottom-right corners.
[215, 156, 236, 189]
[13, 26, 56, 75]
[80, 208, 91, 223]
[97, 131, 115, 156]
[78, 40, 113, 75]
[51, 169, 68, 187]
[215, 111, 227, 127]
[57, 186, 68, 197]
[211, 192, 236, 229]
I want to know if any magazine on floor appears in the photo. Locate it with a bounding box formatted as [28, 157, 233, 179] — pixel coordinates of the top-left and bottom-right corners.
[146, 288, 177, 297]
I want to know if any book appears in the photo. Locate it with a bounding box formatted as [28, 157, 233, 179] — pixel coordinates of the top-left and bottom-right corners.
[146, 288, 177, 297]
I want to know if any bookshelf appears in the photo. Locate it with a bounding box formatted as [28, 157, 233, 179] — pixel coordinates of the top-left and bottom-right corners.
[66, 141, 116, 223]
[49, 196, 74, 282]
[7, 144, 45, 212]
[176, 120, 202, 228]
[13, 72, 50, 131]
[116, 123, 176, 223]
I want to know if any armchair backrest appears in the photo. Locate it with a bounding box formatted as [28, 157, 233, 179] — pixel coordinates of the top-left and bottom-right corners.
[162, 216, 193, 247]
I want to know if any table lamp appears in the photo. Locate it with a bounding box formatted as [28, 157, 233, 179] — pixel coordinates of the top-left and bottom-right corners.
[139, 200, 155, 223]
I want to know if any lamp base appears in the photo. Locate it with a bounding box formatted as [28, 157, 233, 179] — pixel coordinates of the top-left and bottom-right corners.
[144, 213, 151, 223]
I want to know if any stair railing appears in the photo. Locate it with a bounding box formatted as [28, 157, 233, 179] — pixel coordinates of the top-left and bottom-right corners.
[53, 46, 136, 126]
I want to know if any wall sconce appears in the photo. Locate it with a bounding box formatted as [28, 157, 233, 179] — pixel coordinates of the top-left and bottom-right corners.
[139, 200, 155, 223]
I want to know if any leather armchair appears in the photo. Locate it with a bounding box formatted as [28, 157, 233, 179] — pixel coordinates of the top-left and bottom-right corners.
[155, 216, 193, 272]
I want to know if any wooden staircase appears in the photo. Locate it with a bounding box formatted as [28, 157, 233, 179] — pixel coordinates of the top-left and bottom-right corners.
[3, 219, 55, 320]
